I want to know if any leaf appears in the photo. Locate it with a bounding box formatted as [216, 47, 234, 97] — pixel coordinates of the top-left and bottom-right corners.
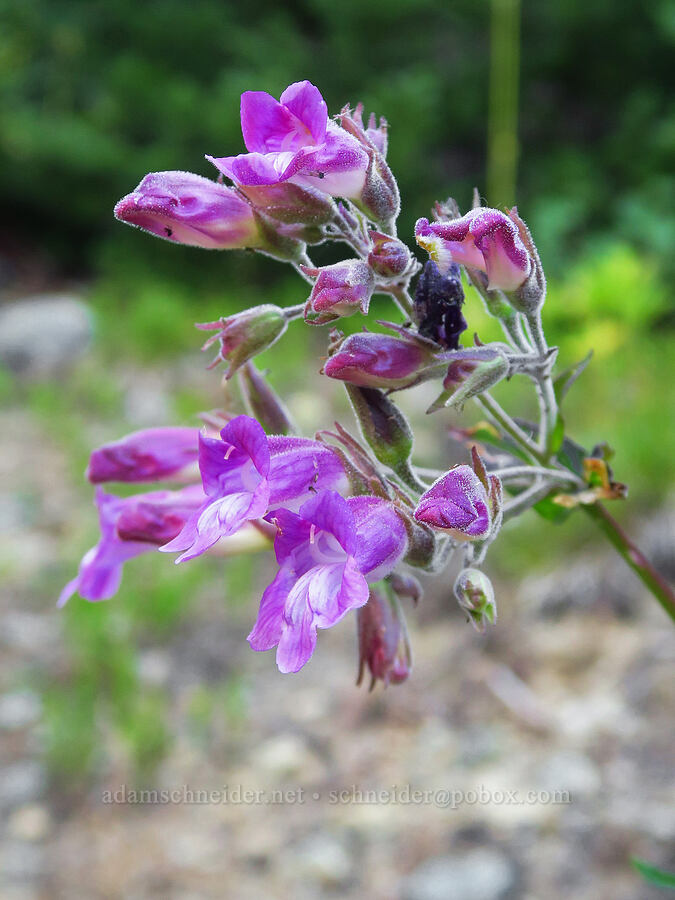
[553, 350, 593, 403]
[547, 412, 565, 456]
[533, 493, 573, 523]
[631, 857, 675, 889]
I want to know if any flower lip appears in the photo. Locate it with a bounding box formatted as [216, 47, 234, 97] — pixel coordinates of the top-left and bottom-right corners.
[415, 208, 531, 291]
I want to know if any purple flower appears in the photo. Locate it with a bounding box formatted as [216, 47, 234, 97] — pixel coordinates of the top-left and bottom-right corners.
[301, 259, 375, 323]
[415, 208, 531, 291]
[58, 485, 204, 607]
[323, 324, 440, 389]
[207, 81, 369, 200]
[413, 465, 492, 541]
[248, 491, 408, 673]
[114, 171, 264, 250]
[87, 427, 199, 484]
[162, 416, 346, 563]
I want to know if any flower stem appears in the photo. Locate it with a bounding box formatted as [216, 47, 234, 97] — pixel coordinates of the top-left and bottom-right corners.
[583, 503, 675, 622]
[475, 391, 544, 463]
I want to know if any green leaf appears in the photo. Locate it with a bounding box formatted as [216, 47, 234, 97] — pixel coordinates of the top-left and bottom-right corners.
[631, 857, 675, 889]
[547, 412, 565, 456]
[553, 351, 593, 403]
[533, 493, 574, 523]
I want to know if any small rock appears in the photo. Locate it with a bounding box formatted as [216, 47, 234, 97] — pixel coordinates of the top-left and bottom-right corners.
[289, 834, 353, 888]
[0, 762, 46, 811]
[0, 690, 42, 731]
[401, 849, 516, 900]
[537, 751, 601, 798]
[0, 841, 46, 881]
[0, 294, 93, 377]
[251, 733, 316, 779]
[7, 804, 51, 841]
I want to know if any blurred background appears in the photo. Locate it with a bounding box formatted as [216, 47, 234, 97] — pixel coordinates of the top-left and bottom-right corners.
[0, 0, 673, 897]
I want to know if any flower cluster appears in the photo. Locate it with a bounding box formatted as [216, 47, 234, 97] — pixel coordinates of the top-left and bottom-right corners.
[61, 78, 648, 688]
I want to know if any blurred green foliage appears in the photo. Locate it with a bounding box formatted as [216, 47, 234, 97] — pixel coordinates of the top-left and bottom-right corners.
[1, 0, 673, 280]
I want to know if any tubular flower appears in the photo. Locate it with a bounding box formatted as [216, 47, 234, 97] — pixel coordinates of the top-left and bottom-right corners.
[114, 171, 265, 250]
[207, 81, 370, 200]
[161, 416, 346, 563]
[415, 208, 531, 291]
[87, 427, 199, 484]
[248, 491, 408, 673]
[59, 485, 205, 607]
[357, 587, 412, 688]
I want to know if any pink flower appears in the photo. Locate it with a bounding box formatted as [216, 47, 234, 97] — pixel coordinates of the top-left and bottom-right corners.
[301, 259, 374, 324]
[114, 171, 263, 250]
[207, 81, 370, 201]
[415, 208, 531, 291]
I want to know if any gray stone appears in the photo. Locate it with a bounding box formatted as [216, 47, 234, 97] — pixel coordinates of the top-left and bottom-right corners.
[0, 762, 46, 811]
[0, 294, 93, 377]
[291, 833, 353, 887]
[0, 690, 42, 730]
[401, 849, 516, 900]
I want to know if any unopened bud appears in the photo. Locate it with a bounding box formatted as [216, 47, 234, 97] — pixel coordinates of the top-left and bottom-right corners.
[357, 587, 412, 688]
[339, 105, 400, 227]
[413, 464, 492, 541]
[388, 571, 423, 605]
[197, 304, 287, 378]
[454, 568, 497, 632]
[237, 182, 335, 227]
[238, 362, 296, 435]
[301, 260, 374, 324]
[345, 384, 413, 473]
[428, 347, 509, 413]
[367, 231, 411, 278]
[323, 325, 440, 390]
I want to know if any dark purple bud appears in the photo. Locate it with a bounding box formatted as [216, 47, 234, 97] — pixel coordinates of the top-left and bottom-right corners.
[357, 587, 412, 688]
[413, 261, 467, 350]
[367, 231, 411, 278]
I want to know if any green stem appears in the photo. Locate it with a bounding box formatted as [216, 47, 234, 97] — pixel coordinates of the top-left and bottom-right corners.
[583, 503, 675, 622]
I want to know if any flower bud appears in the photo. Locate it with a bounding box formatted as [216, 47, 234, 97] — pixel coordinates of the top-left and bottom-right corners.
[301, 260, 374, 324]
[339, 105, 400, 227]
[415, 208, 531, 292]
[323, 326, 439, 390]
[345, 384, 413, 473]
[197, 304, 287, 378]
[357, 587, 412, 688]
[114, 171, 265, 250]
[236, 181, 335, 227]
[427, 347, 510, 413]
[413, 465, 492, 541]
[413, 261, 467, 350]
[238, 362, 296, 435]
[454, 568, 497, 632]
[116, 485, 205, 544]
[367, 231, 411, 278]
[87, 427, 199, 484]
[388, 571, 423, 605]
